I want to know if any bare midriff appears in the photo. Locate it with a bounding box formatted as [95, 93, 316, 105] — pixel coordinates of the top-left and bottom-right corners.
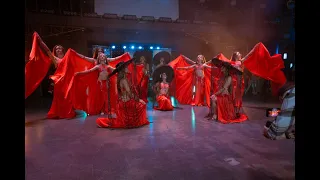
[55, 57, 62, 65]
[98, 71, 108, 81]
[159, 82, 169, 95]
[119, 85, 131, 102]
[143, 68, 148, 76]
[120, 93, 130, 102]
[195, 65, 204, 78]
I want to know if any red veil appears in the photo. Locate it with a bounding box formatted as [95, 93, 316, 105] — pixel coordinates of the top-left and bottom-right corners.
[169, 55, 194, 105]
[25, 32, 52, 99]
[65, 52, 132, 114]
[169, 55, 222, 107]
[243, 42, 287, 95]
[47, 49, 94, 118]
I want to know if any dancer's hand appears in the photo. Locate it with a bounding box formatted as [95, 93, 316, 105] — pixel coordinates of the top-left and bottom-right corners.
[139, 99, 146, 105]
[210, 94, 217, 101]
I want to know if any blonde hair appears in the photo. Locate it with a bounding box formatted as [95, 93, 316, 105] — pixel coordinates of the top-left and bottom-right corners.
[197, 54, 206, 63]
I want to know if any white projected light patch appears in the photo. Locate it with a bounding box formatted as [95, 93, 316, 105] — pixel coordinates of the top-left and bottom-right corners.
[283, 53, 287, 60]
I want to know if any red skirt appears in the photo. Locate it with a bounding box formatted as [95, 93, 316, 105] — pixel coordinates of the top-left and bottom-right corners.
[87, 80, 116, 115]
[139, 76, 149, 103]
[216, 94, 247, 124]
[96, 99, 149, 128]
[47, 85, 76, 119]
[192, 76, 205, 106]
[154, 95, 174, 111]
[232, 75, 245, 108]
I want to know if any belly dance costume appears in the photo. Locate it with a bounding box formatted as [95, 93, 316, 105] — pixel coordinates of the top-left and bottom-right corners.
[154, 83, 174, 111]
[192, 65, 205, 106]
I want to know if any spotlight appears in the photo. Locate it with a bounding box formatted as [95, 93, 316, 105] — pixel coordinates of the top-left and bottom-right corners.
[290, 63, 293, 68]
[156, 47, 160, 49]
[123, 46, 126, 49]
[111, 45, 115, 49]
[150, 46, 153, 49]
[131, 46, 135, 49]
[138, 46, 142, 49]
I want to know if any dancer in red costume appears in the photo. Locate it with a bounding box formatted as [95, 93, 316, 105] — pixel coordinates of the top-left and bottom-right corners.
[25, 32, 65, 98]
[153, 73, 174, 111]
[174, 55, 211, 106]
[207, 59, 248, 123]
[73, 53, 116, 115]
[65, 52, 132, 114]
[136, 56, 150, 103]
[48, 48, 96, 119]
[25, 33, 78, 119]
[25, 32, 93, 119]
[206, 50, 254, 115]
[230, 52, 246, 116]
[242, 42, 287, 96]
[152, 65, 175, 111]
[96, 61, 150, 128]
[76, 48, 129, 65]
[45, 45, 66, 94]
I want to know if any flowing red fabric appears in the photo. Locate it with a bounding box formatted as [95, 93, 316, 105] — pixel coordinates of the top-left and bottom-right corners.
[25, 32, 52, 98]
[65, 63, 96, 112]
[140, 76, 149, 103]
[70, 73, 117, 115]
[243, 42, 287, 96]
[108, 52, 132, 68]
[215, 53, 231, 62]
[47, 89, 76, 119]
[168, 55, 195, 105]
[127, 64, 147, 102]
[204, 63, 222, 107]
[169, 55, 223, 106]
[215, 53, 245, 108]
[154, 95, 174, 111]
[66, 53, 131, 115]
[204, 54, 229, 107]
[216, 94, 248, 124]
[86, 79, 116, 115]
[193, 76, 205, 106]
[48, 49, 94, 119]
[231, 74, 245, 108]
[96, 99, 149, 128]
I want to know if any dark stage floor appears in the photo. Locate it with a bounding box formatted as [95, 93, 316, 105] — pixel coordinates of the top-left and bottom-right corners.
[25, 97, 295, 180]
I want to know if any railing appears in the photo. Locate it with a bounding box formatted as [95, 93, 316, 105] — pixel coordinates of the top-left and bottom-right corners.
[27, 9, 220, 26]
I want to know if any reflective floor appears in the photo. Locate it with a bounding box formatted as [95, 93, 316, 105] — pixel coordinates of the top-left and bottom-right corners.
[25, 97, 294, 180]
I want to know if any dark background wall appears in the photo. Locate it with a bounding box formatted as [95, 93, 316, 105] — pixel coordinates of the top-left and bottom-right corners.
[25, 0, 294, 75]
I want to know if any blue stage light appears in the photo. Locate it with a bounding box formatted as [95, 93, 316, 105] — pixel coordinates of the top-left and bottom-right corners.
[150, 46, 153, 49]
[138, 46, 142, 49]
[123, 46, 126, 49]
[131, 46, 135, 49]
[156, 47, 160, 49]
[111, 45, 115, 49]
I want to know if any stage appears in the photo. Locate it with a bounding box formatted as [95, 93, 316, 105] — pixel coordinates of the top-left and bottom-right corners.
[25, 97, 294, 180]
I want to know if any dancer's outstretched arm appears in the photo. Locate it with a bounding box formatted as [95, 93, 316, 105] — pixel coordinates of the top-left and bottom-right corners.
[76, 52, 96, 64]
[107, 52, 129, 62]
[36, 34, 60, 67]
[75, 65, 99, 75]
[212, 76, 232, 97]
[176, 64, 196, 70]
[181, 55, 196, 65]
[241, 43, 259, 62]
